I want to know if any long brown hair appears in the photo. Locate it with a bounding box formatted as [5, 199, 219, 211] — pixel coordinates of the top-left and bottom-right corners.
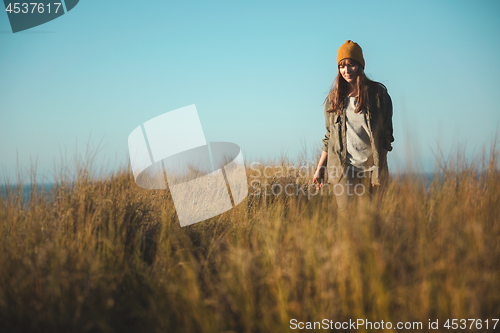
[325, 58, 385, 114]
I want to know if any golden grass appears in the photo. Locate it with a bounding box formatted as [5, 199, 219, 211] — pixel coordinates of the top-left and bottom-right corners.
[0, 141, 499, 332]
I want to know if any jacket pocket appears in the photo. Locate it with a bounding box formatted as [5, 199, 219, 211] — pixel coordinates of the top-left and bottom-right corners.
[332, 115, 342, 154]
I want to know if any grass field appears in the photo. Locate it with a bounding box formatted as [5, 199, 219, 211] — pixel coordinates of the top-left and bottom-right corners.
[1, 141, 499, 332]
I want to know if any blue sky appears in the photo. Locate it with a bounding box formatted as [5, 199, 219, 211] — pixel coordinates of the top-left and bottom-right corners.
[1, 0, 500, 183]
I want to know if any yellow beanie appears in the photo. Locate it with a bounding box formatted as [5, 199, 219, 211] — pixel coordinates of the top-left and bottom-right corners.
[337, 40, 365, 69]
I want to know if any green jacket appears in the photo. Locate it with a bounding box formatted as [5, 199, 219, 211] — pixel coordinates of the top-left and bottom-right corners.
[322, 84, 394, 185]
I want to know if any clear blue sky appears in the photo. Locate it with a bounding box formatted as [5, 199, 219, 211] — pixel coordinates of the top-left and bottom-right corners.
[1, 0, 500, 183]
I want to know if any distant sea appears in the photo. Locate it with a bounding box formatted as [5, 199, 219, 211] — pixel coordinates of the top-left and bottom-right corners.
[1, 173, 447, 205]
[1, 183, 55, 204]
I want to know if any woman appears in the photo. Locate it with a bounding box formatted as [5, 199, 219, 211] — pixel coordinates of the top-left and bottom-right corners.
[312, 40, 394, 213]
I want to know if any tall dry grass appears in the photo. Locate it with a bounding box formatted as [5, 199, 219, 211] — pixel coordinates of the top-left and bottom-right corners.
[0, 140, 499, 333]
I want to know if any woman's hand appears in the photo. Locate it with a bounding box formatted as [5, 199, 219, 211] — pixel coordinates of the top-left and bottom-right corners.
[372, 148, 388, 187]
[313, 168, 324, 189]
[313, 151, 328, 189]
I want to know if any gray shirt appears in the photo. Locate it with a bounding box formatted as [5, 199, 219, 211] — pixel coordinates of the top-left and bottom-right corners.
[345, 96, 374, 171]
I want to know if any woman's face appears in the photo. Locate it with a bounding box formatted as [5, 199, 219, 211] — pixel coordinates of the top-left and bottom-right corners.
[339, 59, 359, 83]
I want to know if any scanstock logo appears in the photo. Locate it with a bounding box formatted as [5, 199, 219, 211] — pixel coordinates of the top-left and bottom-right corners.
[3, 0, 79, 33]
[128, 105, 248, 227]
